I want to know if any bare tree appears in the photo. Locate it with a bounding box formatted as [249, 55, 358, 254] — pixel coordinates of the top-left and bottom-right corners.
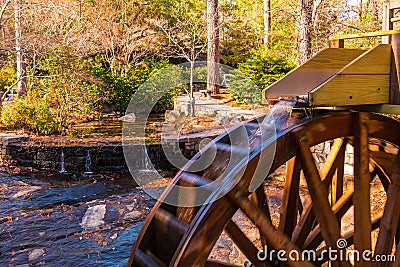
[207, 0, 220, 96]
[14, 0, 26, 96]
[0, 0, 11, 28]
[263, 0, 271, 48]
[297, 0, 313, 65]
[152, 12, 208, 117]
[312, 0, 323, 34]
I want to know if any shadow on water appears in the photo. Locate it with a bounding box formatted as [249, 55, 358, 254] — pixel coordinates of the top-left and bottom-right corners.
[0, 173, 155, 266]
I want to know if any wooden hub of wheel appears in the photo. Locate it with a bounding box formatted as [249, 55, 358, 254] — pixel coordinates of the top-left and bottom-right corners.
[128, 111, 400, 267]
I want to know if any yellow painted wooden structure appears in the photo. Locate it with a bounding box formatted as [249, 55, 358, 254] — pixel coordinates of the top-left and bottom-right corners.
[309, 44, 391, 106]
[262, 30, 400, 112]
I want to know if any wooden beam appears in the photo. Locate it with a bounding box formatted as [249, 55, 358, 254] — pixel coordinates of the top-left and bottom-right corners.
[329, 104, 400, 115]
[279, 157, 301, 237]
[353, 112, 372, 267]
[390, 34, 400, 104]
[329, 30, 400, 41]
[329, 39, 344, 48]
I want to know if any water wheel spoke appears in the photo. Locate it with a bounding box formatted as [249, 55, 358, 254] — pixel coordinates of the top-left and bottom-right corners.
[229, 190, 313, 267]
[225, 220, 269, 266]
[370, 162, 391, 192]
[370, 150, 396, 192]
[279, 156, 301, 237]
[251, 184, 271, 248]
[353, 112, 372, 266]
[297, 195, 303, 215]
[375, 153, 400, 257]
[315, 215, 382, 264]
[294, 132, 342, 244]
[294, 130, 350, 267]
[251, 184, 272, 223]
[291, 138, 347, 248]
[291, 200, 316, 247]
[330, 139, 346, 205]
[369, 150, 397, 177]
[320, 138, 347, 183]
[304, 189, 354, 250]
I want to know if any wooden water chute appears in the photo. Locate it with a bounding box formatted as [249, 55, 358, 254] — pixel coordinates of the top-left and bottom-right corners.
[262, 33, 400, 111]
[128, 6, 400, 267]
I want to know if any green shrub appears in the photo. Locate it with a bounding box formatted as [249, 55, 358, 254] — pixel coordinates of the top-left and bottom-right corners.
[0, 64, 16, 92]
[229, 47, 296, 104]
[32, 50, 106, 125]
[1, 97, 61, 134]
[92, 57, 182, 113]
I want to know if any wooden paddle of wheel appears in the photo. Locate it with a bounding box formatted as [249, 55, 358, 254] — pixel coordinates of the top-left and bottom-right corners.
[128, 111, 400, 267]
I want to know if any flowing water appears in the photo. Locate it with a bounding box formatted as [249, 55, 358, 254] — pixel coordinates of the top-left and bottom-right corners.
[60, 148, 66, 174]
[84, 150, 94, 176]
[0, 174, 155, 266]
[248, 100, 298, 149]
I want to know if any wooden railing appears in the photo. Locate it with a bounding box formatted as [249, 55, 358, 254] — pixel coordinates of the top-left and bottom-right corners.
[328, 30, 400, 48]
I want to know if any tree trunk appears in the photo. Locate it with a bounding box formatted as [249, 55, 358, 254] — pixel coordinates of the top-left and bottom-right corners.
[312, 0, 323, 34]
[189, 60, 195, 117]
[15, 0, 27, 97]
[297, 0, 313, 65]
[206, 0, 220, 96]
[263, 0, 271, 48]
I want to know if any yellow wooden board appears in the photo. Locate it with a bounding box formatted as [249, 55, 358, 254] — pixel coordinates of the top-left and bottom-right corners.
[309, 44, 392, 107]
[390, 0, 400, 9]
[329, 30, 400, 41]
[340, 44, 391, 75]
[262, 48, 365, 101]
[309, 75, 389, 106]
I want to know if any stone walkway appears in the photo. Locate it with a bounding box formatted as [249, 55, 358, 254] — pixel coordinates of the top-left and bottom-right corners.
[173, 92, 264, 119]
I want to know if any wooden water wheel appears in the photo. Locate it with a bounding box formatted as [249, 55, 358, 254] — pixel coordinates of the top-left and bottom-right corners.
[128, 111, 400, 266]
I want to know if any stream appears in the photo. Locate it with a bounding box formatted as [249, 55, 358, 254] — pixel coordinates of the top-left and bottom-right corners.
[0, 173, 155, 266]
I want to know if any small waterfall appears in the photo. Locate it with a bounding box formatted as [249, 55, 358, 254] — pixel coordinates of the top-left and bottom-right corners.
[143, 154, 152, 171]
[59, 148, 67, 173]
[84, 150, 94, 176]
[248, 100, 297, 150]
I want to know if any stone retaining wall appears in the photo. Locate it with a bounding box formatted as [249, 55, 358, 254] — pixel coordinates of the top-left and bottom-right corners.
[1, 131, 221, 177]
[1, 133, 355, 177]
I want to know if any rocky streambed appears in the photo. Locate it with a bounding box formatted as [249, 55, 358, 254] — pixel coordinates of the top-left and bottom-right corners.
[0, 173, 155, 266]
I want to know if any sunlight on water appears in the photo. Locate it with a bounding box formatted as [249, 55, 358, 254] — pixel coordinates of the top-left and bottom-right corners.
[248, 100, 297, 150]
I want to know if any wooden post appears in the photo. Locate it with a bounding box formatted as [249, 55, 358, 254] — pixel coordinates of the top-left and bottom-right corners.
[328, 39, 344, 48]
[390, 34, 400, 104]
[382, 2, 394, 44]
[353, 112, 372, 267]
